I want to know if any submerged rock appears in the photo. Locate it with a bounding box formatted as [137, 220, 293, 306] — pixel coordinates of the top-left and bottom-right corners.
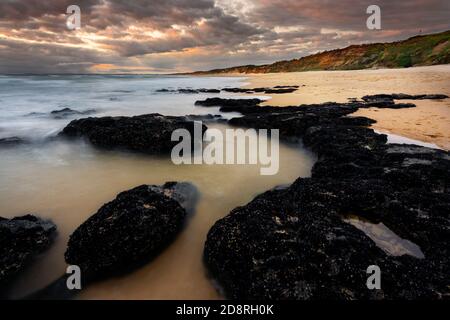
[65, 182, 198, 281]
[198, 89, 221, 93]
[0, 136, 28, 147]
[156, 88, 173, 93]
[178, 89, 201, 94]
[204, 94, 450, 300]
[24, 108, 97, 119]
[59, 113, 207, 154]
[0, 215, 56, 290]
[50, 108, 96, 119]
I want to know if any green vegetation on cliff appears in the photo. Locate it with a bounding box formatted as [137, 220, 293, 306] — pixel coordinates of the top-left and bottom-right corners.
[192, 30, 450, 74]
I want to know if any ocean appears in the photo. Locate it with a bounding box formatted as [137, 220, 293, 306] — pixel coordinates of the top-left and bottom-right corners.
[0, 75, 316, 299]
[0, 74, 251, 140]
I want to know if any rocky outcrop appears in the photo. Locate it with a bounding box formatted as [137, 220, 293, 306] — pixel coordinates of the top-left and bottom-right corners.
[362, 93, 449, 102]
[148, 181, 200, 215]
[195, 98, 264, 112]
[205, 175, 449, 299]
[204, 94, 450, 300]
[0, 215, 56, 291]
[156, 88, 221, 94]
[156, 86, 299, 95]
[350, 93, 448, 109]
[184, 114, 224, 123]
[65, 182, 198, 282]
[59, 113, 207, 154]
[50, 108, 96, 119]
[26, 182, 199, 299]
[274, 85, 301, 89]
[195, 97, 418, 114]
[222, 86, 299, 94]
[264, 88, 298, 94]
[222, 87, 265, 93]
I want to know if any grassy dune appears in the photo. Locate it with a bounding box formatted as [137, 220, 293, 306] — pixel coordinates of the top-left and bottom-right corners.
[192, 30, 450, 74]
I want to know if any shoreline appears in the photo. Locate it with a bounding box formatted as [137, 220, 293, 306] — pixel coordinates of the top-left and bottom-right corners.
[238, 65, 450, 150]
[1, 69, 449, 300]
[203, 89, 450, 299]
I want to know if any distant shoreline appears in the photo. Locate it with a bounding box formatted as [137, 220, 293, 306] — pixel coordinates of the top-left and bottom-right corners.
[186, 30, 450, 75]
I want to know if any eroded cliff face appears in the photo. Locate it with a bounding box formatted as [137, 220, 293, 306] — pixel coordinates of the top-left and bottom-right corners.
[192, 30, 450, 74]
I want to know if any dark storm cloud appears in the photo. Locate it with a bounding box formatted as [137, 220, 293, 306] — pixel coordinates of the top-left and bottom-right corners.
[98, 6, 265, 57]
[0, 0, 448, 73]
[251, 0, 450, 33]
[0, 0, 101, 20]
[105, 0, 222, 27]
[0, 37, 112, 73]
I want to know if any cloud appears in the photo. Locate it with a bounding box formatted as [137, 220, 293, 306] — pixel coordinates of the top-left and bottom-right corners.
[0, 0, 448, 73]
[249, 0, 450, 31]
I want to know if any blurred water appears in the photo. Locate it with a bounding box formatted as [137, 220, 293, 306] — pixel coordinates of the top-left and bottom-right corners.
[0, 75, 315, 299]
[0, 74, 252, 140]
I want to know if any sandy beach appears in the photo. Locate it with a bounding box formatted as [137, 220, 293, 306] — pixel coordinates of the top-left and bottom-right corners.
[244, 65, 450, 150]
[1, 69, 449, 301]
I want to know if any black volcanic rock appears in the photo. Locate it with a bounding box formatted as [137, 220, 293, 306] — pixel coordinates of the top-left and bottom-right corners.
[221, 87, 254, 93]
[204, 94, 450, 300]
[198, 89, 221, 93]
[205, 175, 449, 299]
[178, 89, 200, 94]
[264, 88, 298, 94]
[59, 113, 207, 154]
[156, 88, 221, 94]
[156, 88, 173, 93]
[184, 114, 224, 122]
[149, 181, 200, 215]
[195, 97, 419, 115]
[274, 85, 300, 89]
[195, 98, 264, 113]
[157, 85, 299, 95]
[227, 103, 362, 139]
[222, 87, 272, 93]
[65, 182, 198, 281]
[195, 93, 446, 115]
[0, 215, 56, 289]
[362, 101, 416, 109]
[27, 182, 199, 300]
[221, 86, 299, 94]
[50, 108, 96, 119]
[362, 93, 449, 101]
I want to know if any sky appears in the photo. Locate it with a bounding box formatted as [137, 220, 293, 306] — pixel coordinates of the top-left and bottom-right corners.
[0, 0, 449, 74]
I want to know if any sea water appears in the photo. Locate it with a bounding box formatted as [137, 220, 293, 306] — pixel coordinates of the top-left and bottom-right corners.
[0, 75, 316, 299]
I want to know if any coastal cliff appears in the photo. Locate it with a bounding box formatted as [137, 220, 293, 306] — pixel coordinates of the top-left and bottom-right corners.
[191, 30, 450, 74]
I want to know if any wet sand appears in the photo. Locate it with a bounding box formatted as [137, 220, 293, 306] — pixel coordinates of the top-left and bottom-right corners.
[245, 65, 450, 150]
